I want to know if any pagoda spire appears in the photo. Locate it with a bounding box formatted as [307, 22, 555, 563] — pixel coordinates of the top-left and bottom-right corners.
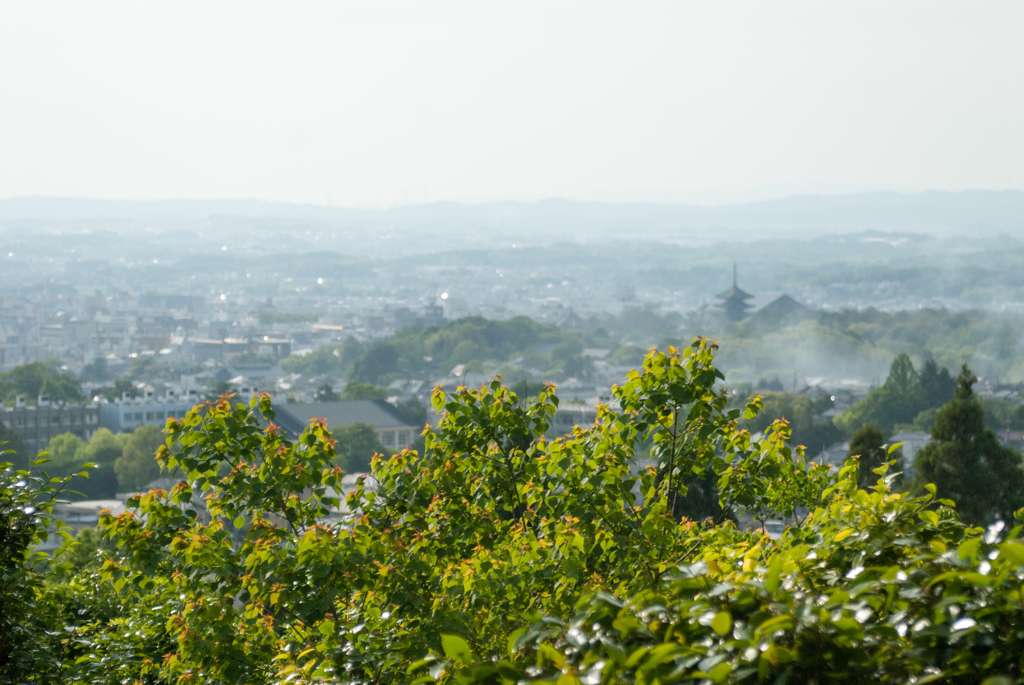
[715, 264, 754, 322]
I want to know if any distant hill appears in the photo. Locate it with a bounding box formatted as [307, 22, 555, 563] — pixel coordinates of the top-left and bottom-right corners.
[2, 191, 1022, 242]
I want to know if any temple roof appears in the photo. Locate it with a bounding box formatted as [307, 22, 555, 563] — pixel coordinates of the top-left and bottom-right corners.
[715, 285, 754, 301]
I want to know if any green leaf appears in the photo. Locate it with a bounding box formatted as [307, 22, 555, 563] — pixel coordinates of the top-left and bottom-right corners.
[764, 555, 783, 593]
[1000, 541, 1024, 566]
[919, 510, 939, 526]
[711, 611, 732, 636]
[708, 662, 733, 683]
[957, 537, 980, 562]
[234, 515, 246, 529]
[441, 634, 473, 665]
[507, 627, 526, 656]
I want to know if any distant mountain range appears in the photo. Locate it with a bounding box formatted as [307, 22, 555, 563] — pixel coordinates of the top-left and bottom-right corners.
[2, 190, 1022, 243]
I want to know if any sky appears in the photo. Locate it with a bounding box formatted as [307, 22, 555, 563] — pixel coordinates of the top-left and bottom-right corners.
[1, 1, 1022, 207]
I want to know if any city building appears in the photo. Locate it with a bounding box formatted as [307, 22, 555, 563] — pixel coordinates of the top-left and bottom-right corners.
[98, 393, 201, 432]
[1, 398, 100, 453]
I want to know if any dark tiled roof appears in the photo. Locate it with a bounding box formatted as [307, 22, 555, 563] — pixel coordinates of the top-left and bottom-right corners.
[714, 285, 754, 301]
[272, 399, 417, 436]
[756, 294, 811, 316]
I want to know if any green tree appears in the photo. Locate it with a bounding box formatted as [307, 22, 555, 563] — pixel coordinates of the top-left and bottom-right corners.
[835, 353, 927, 435]
[19, 345, 1024, 684]
[609, 344, 647, 367]
[1, 452, 85, 682]
[337, 335, 365, 369]
[560, 354, 594, 380]
[0, 361, 82, 404]
[79, 358, 110, 383]
[0, 362, 48, 401]
[919, 358, 955, 408]
[509, 378, 542, 403]
[45, 433, 119, 499]
[210, 380, 236, 397]
[912, 364, 1024, 525]
[84, 428, 127, 467]
[671, 469, 733, 524]
[331, 422, 387, 473]
[351, 342, 399, 384]
[113, 425, 165, 492]
[0, 425, 28, 469]
[846, 424, 893, 488]
[314, 382, 338, 402]
[744, 393, 841, 457]
[45, 433, 87, 475]
[40, 372, 83, 403]
[73, 428, 125, 498]
[339, 382, 389, 400]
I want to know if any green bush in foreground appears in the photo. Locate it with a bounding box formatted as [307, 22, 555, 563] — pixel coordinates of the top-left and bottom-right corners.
[3, 341, 1024, 684]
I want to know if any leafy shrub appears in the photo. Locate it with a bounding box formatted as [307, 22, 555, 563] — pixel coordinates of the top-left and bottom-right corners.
[6, 343, 1024, 684]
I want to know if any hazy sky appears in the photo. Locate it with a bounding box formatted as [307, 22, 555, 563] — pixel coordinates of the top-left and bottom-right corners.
[1, 1, 1021, 206]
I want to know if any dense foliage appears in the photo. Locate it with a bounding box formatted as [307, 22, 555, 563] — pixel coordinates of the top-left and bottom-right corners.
[0, 360, 83, 406]
[846, 425, 889, 489]
[835, 353, 939, 435]
[1, 450, 85, 680]
[39, 426, 165, 498]
[330, 422, 387, 474]
[278, 317, 610, 385]
[3, 342, 1024, 684]
[739, 392, 841, 458]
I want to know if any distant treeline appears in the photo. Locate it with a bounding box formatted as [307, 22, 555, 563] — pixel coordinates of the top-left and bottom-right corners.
[279, 307, 1024, 391]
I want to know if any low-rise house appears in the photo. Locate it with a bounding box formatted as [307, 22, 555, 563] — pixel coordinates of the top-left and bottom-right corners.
[273, 399, 421, 451]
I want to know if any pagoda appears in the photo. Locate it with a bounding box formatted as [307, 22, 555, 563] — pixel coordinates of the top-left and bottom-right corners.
[715, 264, 754, 321]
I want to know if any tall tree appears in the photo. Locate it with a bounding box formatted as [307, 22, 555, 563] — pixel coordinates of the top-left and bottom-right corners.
[744, 393, 841, 457]
[0, 425, 28, 469]
[919, 359, 956, 408]
[847, 425, 891, 488]
[0, 361, 82, 404]
[114, 425, 165, 492]
[330, 422, 387, 473]
[314, 382, 339, 402]
[351, 343, 399, 384]
[835, 353, 927, 435]
[912, 364, 1024, 525]
[339, 382, 389, 401]
[46, 432, 118, 499]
